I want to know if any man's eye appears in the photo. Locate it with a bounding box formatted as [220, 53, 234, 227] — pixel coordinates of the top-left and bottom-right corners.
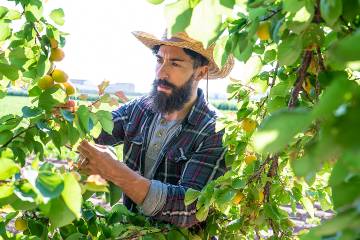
[172, 62, 179, 67]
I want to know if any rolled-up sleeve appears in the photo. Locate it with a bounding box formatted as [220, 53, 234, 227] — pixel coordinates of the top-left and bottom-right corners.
[152, 128, 227, 227]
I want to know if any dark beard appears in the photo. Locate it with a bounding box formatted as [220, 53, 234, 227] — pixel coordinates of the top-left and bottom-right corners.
[149, 75, 194, 114]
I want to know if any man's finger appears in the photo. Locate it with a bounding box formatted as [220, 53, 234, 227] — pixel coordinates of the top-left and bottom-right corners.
[77, 144, 92, 157]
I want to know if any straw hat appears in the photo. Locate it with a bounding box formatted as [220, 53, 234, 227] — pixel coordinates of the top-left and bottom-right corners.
[132, 30, 234, 79]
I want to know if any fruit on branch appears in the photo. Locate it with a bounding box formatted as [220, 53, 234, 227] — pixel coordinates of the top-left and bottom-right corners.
[302, 77, 312, 94]
[308, 57, 318, 75]
[244, 154, 257, 165]
[14, 218, 28, 231]
[256, 22, 271, 41]
[62, 81, 76, 96]
[49, 38, 59, 49]
[51, 69, 68, 83]
[241, 118, 257, 132]
[49, 48, 65, 62]
[233, 191, 245, 204]
[258, 191, 264, 203]
[37, 75, 54, 90]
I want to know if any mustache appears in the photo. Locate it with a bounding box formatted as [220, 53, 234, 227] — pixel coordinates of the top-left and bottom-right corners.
[154, 79, 176, 90]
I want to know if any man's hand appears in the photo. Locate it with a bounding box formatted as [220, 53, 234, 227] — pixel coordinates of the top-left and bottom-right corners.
[77, 140, 118, 179]
[77, 140, 151, 205]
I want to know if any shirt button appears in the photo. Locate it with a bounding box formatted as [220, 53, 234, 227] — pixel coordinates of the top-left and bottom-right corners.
[157, 131, 162, 137]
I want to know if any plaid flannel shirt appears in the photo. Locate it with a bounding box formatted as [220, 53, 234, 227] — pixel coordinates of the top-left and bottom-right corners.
[95, 88, 227, 227]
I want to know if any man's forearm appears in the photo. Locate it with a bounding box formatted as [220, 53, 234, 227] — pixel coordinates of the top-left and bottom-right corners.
[101, 160, 151, 205]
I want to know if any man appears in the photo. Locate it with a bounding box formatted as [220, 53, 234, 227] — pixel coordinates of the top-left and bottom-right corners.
[77, 30, 234, 228]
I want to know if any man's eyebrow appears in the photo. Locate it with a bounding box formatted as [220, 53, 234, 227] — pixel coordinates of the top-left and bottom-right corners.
[155, 54, 186, 62]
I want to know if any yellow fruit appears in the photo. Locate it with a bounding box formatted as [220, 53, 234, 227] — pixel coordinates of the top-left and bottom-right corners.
[256, 22, 271, 41]
[244, 154, 257, 165]
[14, 218, 27, 231]
[49, 38, 58, 49]
[147, 0, 164, 4]
[302, 77, 312, 95]
[258, 191, 264, 202]
[37, 75, 54, 90]
[49, 48, 65, 62]
[62, 82, 76, 96]
[51, 69, 69, 83]
[241, 118, 257, 132]
[308, 58, 318, 75]
[232, 192, 245, 204]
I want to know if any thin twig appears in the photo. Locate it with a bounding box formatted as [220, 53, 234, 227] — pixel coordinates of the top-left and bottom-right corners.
[263, 155, 279, 203]
[1, 125, 36, 148]
[288, 51, 313, 108]
[247, 155, 272, 185]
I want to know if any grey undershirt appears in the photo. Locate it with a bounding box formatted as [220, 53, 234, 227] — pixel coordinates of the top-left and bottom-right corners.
[139, 113, 182, 216]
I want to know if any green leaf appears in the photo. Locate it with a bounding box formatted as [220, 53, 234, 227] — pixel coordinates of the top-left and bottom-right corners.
[220, 0, 235, 8]
[109, 182, 122, 206]
[96, 110, 114, 135]
[0, 130, 13, 146]
[22, 106, 42, 118]
[0, 7, 8, 19]
[0, 22, 11, 41]
[60, 109, 74, 122]
[49, 8, 65, 26]
[0, 63, 19, 81]
[213, 35, 230, 68]
[320, 0, 342, 26]
[328, 31, 360, 63]
[48, 197, 76, 228]
[231, 178, 246, 189]
[76, 105, 92, 133]
[253, 108, 312, 153]
[35, 171, 64, 202]
[61, 173, 82, 218]
[312, 210, 357, 236]
[278, 34, 302, 66]
[0, 158, 19, 180]
[187, 0, 222, 47]
[301, 197, 315, 218]
[38, 91, 60, 112]
[164, 0, 193, 35]
[311, 75, 353, 119]
[332, 176, 360, 209]
[166, 230, 186, 240]
[195, 205, 209, 222]
[5, 10, 21, 20]
[283, 0, 304, 13]
[84, 182, 109, 193]
[184, 188, 200, 206]
[0, 184, 14, 199]
[67, 124, 80, 145]
[216, 188, 236, 205]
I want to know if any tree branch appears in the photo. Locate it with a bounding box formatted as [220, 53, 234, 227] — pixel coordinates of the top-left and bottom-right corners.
[1, 125, 36, 149]
[288, 50, 313, 108]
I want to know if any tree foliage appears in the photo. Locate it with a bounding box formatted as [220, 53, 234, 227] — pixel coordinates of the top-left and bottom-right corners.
[0, 0, 360, 239]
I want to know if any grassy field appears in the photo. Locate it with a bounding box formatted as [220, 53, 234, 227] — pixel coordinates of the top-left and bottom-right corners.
[0, 96, 121, 115]
[0, 96, 32, 115]
[0, 95, 236, 116]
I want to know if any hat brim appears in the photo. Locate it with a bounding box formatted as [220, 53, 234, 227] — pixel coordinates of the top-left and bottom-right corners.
[132, 31, 234, 79]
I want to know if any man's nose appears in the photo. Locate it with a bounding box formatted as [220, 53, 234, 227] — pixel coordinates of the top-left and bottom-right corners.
[156, 62, 169, 80]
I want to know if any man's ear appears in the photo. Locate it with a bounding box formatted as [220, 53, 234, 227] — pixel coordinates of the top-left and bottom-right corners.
[194, 65, 209, 81]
